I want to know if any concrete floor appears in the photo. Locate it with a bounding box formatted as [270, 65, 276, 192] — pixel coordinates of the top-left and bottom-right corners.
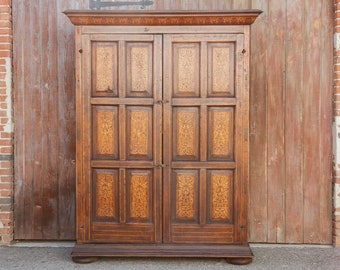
[0, 243, 339, 270]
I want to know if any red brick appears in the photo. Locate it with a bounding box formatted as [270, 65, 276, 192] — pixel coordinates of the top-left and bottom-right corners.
[0, 6, 10, 13]
[0, 168, 12, 175]
[0, 182, 12, 190]
[0, 43, 11, 50]
[0, 176, 13, 183]
[0, 161, 12, 168]
[0, 190, 12, 197]
[0, 0, 11, 5]
[0, 213, 12, 220]
[0, 228, 12, 234]
[0, 147, 13, 154]
[0, 13, 10, 21]
[0, 35, 11, 43]
[0, 28, 11, 35]
[0, 21, 10, 28]
[1, 132, 13, 139]
[0, 51, 11, 57]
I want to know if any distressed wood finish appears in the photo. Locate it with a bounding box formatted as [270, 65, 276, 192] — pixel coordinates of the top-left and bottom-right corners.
[67, 11, 258, 263]
[249, 0, 333, 244]
[13, 0, 333, 245]
[13, 0, 88, 240]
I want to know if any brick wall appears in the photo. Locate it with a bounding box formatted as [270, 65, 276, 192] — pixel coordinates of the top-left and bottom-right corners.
[0, 0, 13, 245]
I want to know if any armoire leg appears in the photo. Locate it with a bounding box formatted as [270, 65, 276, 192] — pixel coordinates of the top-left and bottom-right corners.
[72, 256, 99, 264]
[226, 257, 253, 265]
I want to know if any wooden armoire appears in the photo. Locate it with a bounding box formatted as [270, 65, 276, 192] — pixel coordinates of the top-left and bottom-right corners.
[65, 10, 261, 265]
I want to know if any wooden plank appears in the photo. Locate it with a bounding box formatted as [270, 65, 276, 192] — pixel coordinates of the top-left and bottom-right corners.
[30, 0, 43, 239]
[318, 0, 333, 244]
[248, 0, 268, 243]
[13, 0, 34, 239]
[266, 0, 286, 243]
[302, 0, 322, 244]
[56, 0, 87, 240]
[40, 0, 59, 239]
[233, 0, 251, 10]
[13, 0, 88, 240]
[284, 0, 304, 243]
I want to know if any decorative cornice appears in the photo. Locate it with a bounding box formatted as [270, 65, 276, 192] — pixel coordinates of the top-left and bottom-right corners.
[64, 10, 262, 26]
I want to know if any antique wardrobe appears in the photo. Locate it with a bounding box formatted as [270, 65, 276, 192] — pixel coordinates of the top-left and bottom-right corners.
[65, 10, 261, 265]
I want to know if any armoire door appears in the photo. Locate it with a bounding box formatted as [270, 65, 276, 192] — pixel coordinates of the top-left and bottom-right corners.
[163, 34, 246, 244]
[80, 34, 163, 243]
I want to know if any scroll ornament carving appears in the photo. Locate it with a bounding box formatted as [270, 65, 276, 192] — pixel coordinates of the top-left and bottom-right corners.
[97, 111, 115, 155]
[129, 111, 149, 155]
[177, 47, 196, 93]
[212, 111, 230, 156]
[176, 174, 195, 219]
[177, 111, 196, 156]
[130, 46, 149, 93]
[211, 174, 231, 220]
[96, 174, 115, 218]
[130, 175, 149, 219]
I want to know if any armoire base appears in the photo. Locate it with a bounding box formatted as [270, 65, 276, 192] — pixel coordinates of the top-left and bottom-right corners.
[71, 243, 253, 265]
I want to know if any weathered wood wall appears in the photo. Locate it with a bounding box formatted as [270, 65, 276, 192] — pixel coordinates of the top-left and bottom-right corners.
[13, 0, 333, 243]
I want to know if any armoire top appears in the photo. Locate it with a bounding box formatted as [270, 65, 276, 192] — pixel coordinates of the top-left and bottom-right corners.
[64, 10, 262, 26]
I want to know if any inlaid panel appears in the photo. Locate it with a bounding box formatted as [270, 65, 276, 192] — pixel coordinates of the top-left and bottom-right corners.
[173, 170, 199, 222]
[207, 170, 233, 223]
[126, 170, 153, 223]
[92, 106, 119, 159]
[173, 43, 200, 97]
[126, 106, 153, 160]
[126, 42, 153, 97]
[208, 107, 234, 160]
[208, 43, 235, 97]
[173, 107, 199, 160]
[92, 169, 119, 221]
[92, 42, 118, 96]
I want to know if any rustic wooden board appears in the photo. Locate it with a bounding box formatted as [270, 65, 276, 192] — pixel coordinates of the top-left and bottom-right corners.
[13, 0, 332, 244]
[13, 0, 88, 240]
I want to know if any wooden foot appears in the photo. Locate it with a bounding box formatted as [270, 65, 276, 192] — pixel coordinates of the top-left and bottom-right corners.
[72, 256, 99, 264]
[226, 257, 252, 265]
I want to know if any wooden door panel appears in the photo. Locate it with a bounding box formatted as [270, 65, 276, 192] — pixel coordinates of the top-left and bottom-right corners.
[173, 43, 200, 97]
[126, 169, 154, 223]
[164, 33, 243, 244]
[92, 169, 119, 222]
[207, 170, 234, 224]
[207, 42, 235, 97]
[82, 34, 162, 243]
[92, 42, 119, 97]
[126, 106, 153, 160]
[207, 107, 234, 161]
[92, 106, 119, 160]
[172, 107, 200, 161]
[126, 42, 153, 97]
[172, 170, 200, 223]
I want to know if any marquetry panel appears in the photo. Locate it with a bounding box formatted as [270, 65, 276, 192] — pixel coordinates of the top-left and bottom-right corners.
[207, 170, 233, 224]
[173, 107, 200, 160]
[126, 170, 153, 223]
[126, 42, 153, 97]
[126, 106, 153, 160]
[92, 42, 118, 97]
[92, 169, 119, 221]
[207, 42, 235, 97]
[92, 106, 119, 159]
[208, 107, 234, 160]
[173, 170, 199, 223]
[173, 43, 200, 97]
